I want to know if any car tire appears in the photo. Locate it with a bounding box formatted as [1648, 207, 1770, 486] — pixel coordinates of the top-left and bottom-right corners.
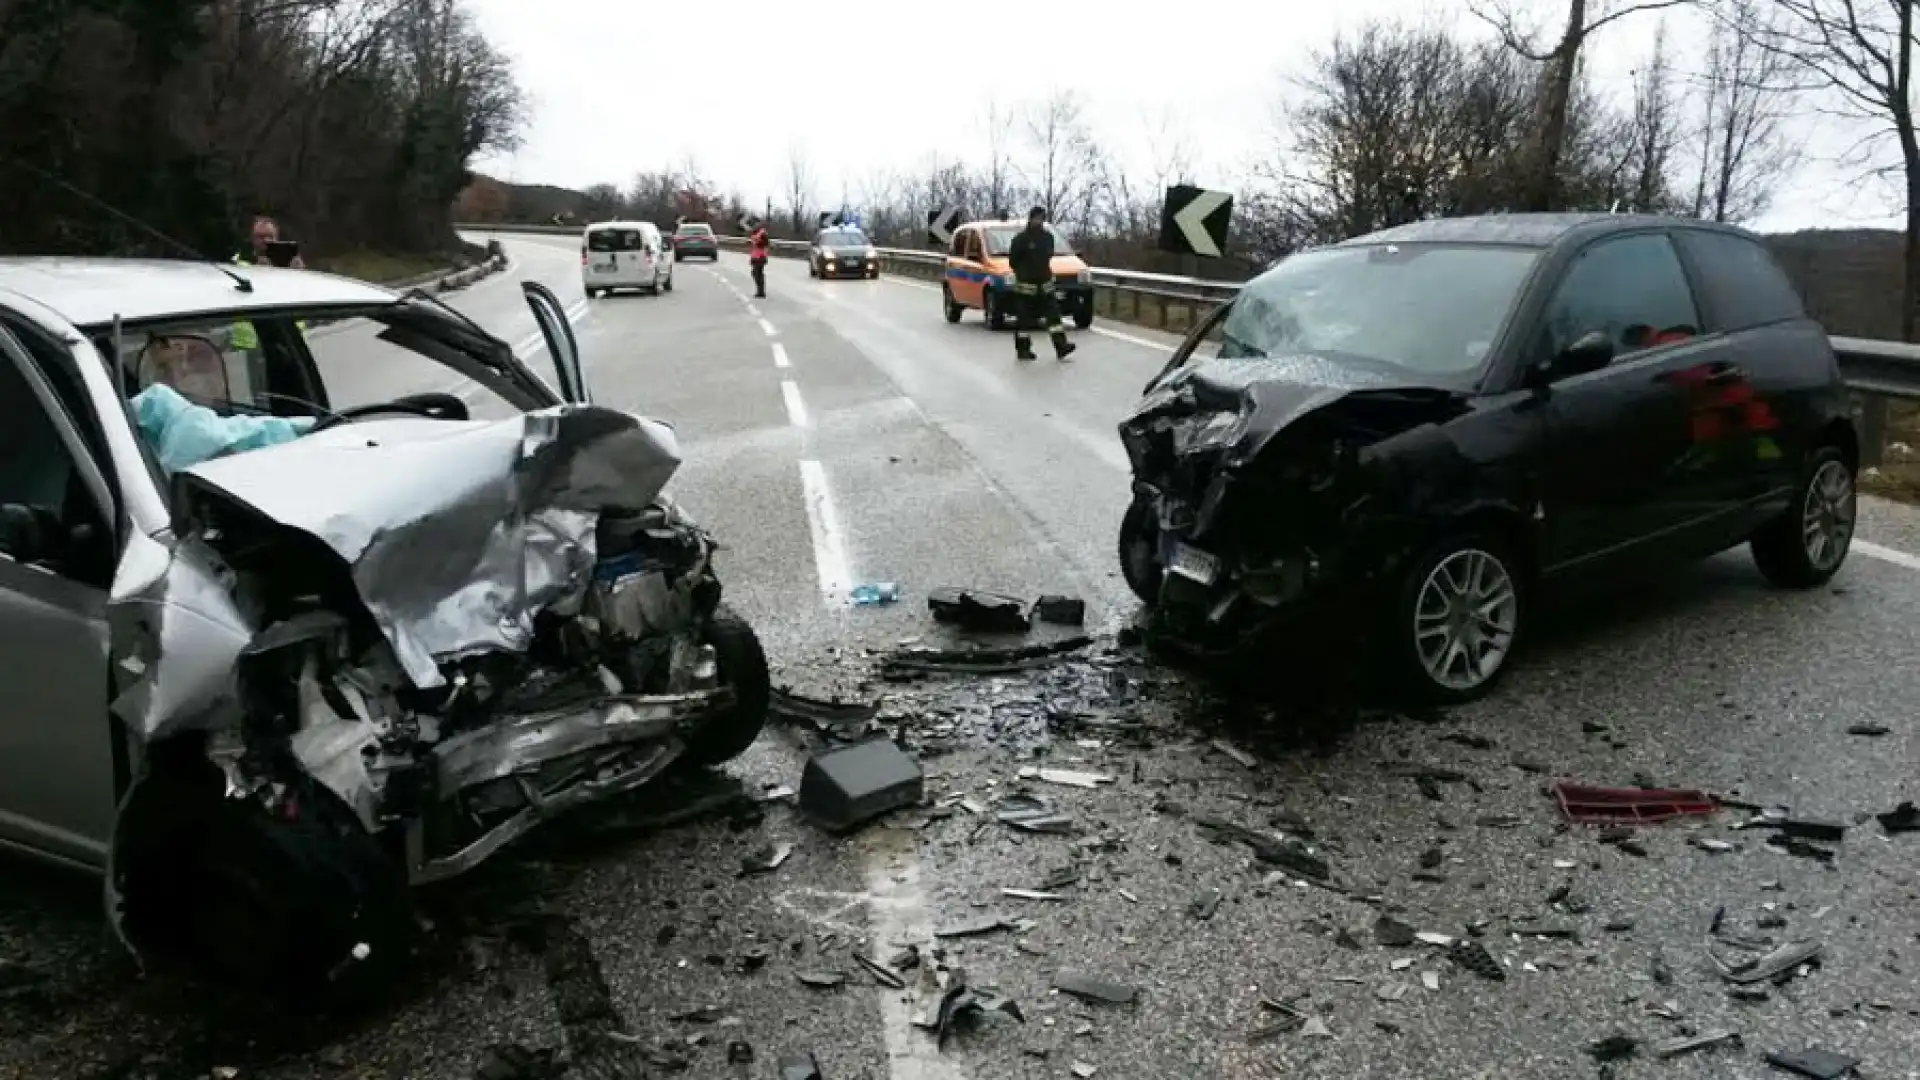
[1751, 443, 1855, 588]
[681, 604, 771, 766]
[662, 276, 673, 293]
[942, 284, 964, 324]
[586, 288, 599, 299]
[674, 253, 683, 263]
[1118, 496, 1163, 604]
[985, 290, 1007, 331]
[1073, 307, 1094, 330]
[117, 762, 411, 1003]
[867, 268, 879, 279]
[1383, 531, 1527, 706]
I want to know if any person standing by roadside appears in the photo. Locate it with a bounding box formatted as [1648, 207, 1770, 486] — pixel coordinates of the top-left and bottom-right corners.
[1006, 206, 1075, 363]
[748, 222, 770, 299]
[231, 214, 307, 367]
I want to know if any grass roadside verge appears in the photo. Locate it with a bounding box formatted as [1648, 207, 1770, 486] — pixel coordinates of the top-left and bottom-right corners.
[308, 251, 452, 286]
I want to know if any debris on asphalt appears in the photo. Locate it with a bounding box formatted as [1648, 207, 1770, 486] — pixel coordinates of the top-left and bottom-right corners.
[1301, 1016, 1334, 1038]
[1189, 887, 1224, 920]
[1374, 916, 1417, 947]
[935, 915, 1009, 939]
[740, 842, 794, 875]
[1588, 1033, 1638, 1061]
[1070, 1062, 1097, 1078]
[916, 966, 1025, 1049]
[850, 582, 901, 606]
[1876, 801, 1919, 834]
[769, 688, 880, 733]
[928, 587, 1033, 633]
[1448, 940, 1506, 981]
[798, 738, 924, 833]
[1765, 1046, 1860, 1079]
[669, 1005, 725, 1023]
[1033, 594, 1087, 626]
[1710, 938, 1822, 984]
[1420, 971, 1440, 992]
[1002, 887, 1066, 901]
[1052, 971, 1139, 1006]
[1689, 837, 1739, 854]
[853, 952, 906, 989]
[796, 971, 846, 990]
[1742, 811, 1849, 842]
[778, 1051, 825, 1080]
[1552, 780, 1717, 824]
[997, 793, 1076, 834]
[1765, 834, 1837, 862]
[1415, 931, 1456, 947]
[1652, 1029, 1740, 1059]
[1376, 981, 1409, 1002]
[738, 946, 772, 973]
[1651, 952, 1674, 985]
[1475, 813, 1526, 829]
[1211, 738, 1259, 769]
[880, 637, 1093, 677]
[1192, 814, 1330, 880]
[1019, 766, 1115, 788]
[1442, 731, 1495, 750]
[1845, 722, 1890, 736]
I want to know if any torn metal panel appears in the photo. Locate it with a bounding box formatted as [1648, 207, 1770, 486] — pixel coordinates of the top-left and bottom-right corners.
[177, 405, 682, 688]
[433, 689, 735, 792]
[106, 530, 256, 741]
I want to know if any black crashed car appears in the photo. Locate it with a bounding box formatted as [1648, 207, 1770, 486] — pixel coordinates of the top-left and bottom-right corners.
[1118, 213, 1859, 703]
[809, 227, 880, 279]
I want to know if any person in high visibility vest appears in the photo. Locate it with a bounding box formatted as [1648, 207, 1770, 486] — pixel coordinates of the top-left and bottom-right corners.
[231, 215, 306, 355]
[748, 224, 770, 298]
[1006, 206, 1075, 363]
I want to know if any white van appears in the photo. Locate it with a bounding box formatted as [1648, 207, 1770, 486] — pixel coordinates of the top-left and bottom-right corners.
[581, 220, 673, 297]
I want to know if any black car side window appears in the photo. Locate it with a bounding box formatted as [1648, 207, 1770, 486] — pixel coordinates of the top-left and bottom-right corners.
[1540, 233, 1700, 363]
[1673, 229, 1807, 331]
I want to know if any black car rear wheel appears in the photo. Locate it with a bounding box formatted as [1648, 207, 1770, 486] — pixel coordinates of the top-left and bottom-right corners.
[942, 284, 964, 323]
[1751, 443, 1855, 588]
[1118, 497, 1162, 604]
[1384, 531, 1526, 705]
[1073, 306, 1094, 330]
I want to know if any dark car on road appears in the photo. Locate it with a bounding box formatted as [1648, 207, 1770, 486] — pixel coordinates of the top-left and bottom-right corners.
[809, 226, 880, 279]
[1119, 213, 1858, 703]
[671, 222, 719, 261]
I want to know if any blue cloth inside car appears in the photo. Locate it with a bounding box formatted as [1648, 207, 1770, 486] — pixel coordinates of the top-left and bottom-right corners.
[131, 383, 315, 472]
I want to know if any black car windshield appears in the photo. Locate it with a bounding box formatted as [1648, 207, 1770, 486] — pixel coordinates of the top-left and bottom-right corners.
[1204, 243, 1540, 384]
[983, 226, 1074, 256]
[821, 229, 869, 247]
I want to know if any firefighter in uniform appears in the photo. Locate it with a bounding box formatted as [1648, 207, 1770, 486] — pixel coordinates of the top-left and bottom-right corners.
[748, 223, 770, 298]
[1006, 206, 1076, 362]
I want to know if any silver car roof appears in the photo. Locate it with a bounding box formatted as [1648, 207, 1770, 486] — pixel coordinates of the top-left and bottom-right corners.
[0, 257, 399, 330]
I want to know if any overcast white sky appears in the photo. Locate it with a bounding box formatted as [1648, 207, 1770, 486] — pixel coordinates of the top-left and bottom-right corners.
[466, 0, 1909, 234]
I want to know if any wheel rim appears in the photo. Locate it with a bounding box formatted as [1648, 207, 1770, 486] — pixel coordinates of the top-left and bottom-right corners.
[1414, 548, 1518, 692]
[1802, 459, 1855, 572]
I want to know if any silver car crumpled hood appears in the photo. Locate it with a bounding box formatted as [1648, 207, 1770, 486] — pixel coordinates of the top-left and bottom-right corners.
[177, 404, 683, 689]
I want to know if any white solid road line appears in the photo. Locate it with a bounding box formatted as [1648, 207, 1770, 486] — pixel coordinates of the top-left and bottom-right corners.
[862, 830, 969, 1080]
[747, 303, 761, 317]
[780, 379, 809, 428]
[759, 317, 777, 337]
[772, 343, 791, 369]
[1856, 538, 1920, 572]
[1090, 324, 1176, 352]
[510, 299, 590, 360]
[797, 459, 851, 604]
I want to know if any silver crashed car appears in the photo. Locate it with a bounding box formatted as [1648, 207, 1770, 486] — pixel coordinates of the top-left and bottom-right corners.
[0, 259, 770, 991]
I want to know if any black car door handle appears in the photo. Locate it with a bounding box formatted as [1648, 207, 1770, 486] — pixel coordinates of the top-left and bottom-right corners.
[1703, 362, 1746, 385]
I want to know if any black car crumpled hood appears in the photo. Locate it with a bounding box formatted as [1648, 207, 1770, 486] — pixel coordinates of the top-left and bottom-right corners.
[1121, 353, 1466, 475]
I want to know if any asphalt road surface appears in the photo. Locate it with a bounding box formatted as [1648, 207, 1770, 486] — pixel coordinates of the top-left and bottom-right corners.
[4, 235, 1919, 1080]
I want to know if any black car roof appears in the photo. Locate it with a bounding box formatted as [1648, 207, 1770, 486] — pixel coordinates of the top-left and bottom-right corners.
[1336, 212, 1761, 250]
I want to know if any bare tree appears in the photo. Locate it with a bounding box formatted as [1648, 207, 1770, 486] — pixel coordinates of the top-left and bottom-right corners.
[1471, 0, 1697, 210]
[982, 99, 1016, 219]
[1018, 89, 1104, 231]
[1624, 22, 1686, 211]
[784, 143, 815, 234]
[1759, 0, 1919, 337]
[1688, 0, 1799, 222]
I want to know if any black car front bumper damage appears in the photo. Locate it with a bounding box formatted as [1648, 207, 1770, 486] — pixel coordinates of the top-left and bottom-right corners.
[1119, 358, 1476, 658]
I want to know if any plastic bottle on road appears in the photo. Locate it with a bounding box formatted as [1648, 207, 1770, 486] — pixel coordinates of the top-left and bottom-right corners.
[850, 583, 901, 606]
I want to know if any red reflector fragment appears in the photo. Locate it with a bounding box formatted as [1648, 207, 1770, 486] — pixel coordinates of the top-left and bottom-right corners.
[1552, 780, 1718, 825]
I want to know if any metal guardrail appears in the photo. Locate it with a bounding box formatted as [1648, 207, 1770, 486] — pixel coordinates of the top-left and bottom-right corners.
[461, 222, 1919, 468]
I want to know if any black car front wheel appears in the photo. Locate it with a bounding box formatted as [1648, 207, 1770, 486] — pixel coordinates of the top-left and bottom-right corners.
[1118, 497, 1162, 604]
[1751, 443, 1855, 588]
[1384, 532, 1526, 705]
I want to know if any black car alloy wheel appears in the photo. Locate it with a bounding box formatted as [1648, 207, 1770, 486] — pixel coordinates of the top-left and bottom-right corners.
[1751, 443, 1855, 588]
[1389, 532, 1525, 704]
